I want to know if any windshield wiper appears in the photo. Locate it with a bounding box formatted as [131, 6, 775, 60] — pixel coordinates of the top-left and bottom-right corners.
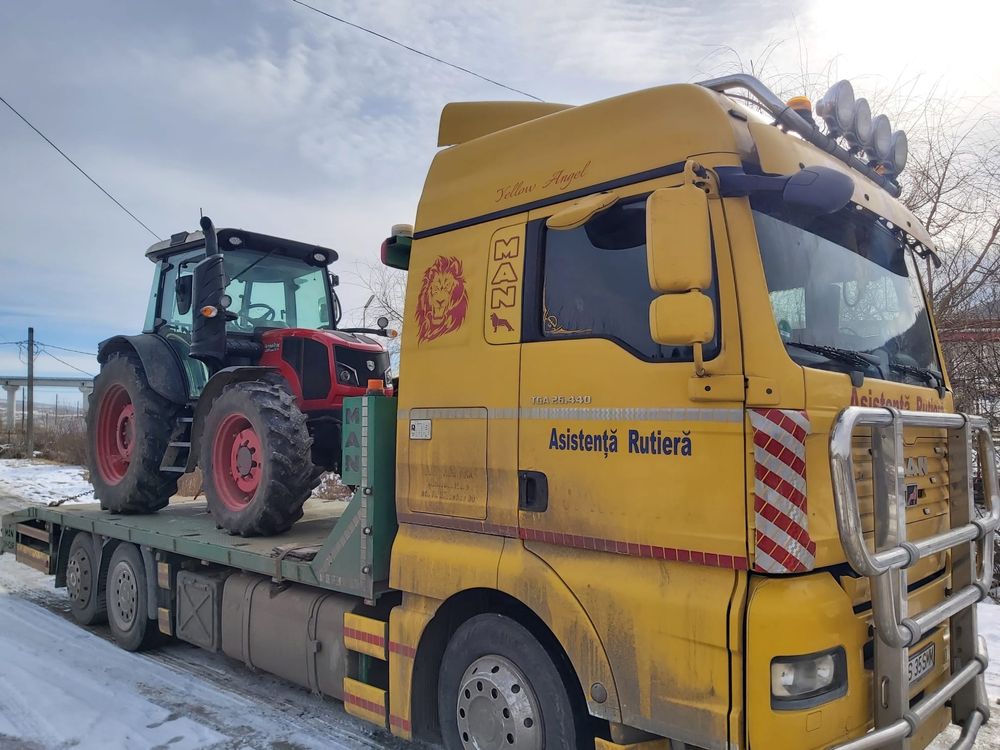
[784, 341, 885, 382]
[888, 359, 943, 390]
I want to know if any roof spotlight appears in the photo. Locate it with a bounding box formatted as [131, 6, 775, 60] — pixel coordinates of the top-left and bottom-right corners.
[889, 130, 908, 174]
[867, 114, 892, 162]
[816, 80, 855, 135]
[845, 98, 872, 150]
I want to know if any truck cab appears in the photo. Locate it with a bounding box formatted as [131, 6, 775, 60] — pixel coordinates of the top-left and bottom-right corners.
[383, 77, 998, 748]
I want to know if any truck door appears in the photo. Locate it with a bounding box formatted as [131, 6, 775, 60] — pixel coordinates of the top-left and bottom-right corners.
[515, 190, 747, 741]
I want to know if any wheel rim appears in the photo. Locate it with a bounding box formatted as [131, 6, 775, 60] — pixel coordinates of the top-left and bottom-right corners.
[109, 559, 138, 631]
[95, 384, 134, 485]
[212, 412, 263, 511]
[67, 546, 92, 607]
[456, 654, 542, 750]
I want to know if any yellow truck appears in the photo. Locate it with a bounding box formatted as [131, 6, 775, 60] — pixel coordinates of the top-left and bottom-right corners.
[3, 74, 998, 750]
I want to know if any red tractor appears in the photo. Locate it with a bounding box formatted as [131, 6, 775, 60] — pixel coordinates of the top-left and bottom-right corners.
[87, 216, 393, 536]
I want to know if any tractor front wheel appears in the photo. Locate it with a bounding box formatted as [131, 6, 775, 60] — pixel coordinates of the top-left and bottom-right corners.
[201, 380, 319, 536]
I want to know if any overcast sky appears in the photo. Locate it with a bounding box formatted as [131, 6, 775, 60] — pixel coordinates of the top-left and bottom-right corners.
[2, 0, 998, 404]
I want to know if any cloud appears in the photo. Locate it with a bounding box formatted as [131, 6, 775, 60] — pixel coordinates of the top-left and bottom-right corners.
[1, 0, 995, 384]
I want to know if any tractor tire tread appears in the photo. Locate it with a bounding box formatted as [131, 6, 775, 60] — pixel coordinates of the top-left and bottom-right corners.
[87, 351, 181, 514]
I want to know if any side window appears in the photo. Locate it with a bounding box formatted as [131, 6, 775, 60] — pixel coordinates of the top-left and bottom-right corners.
[158, 249, 202, 329]
[537, 199, 718, 361]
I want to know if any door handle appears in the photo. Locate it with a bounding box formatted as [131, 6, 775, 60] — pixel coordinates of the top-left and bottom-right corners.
[518, 470, 548, 512]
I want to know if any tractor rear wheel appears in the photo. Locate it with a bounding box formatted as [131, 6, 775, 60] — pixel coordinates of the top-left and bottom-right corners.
[200, 380, 319, 536]
[87, 352, 181, 513]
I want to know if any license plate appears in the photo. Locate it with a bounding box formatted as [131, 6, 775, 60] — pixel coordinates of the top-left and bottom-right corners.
[908, 643, 935, 684]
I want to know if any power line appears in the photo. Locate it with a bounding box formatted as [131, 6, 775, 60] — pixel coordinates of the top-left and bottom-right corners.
[287, 0, 542, 102]
[0, 93, 162, 241]
[36, 342, 97, 357]
[39, 350, 94, 377]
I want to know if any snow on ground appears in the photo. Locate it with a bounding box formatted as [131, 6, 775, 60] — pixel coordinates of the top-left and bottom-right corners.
[0, 459, 93, 505]
[0, 554, 410, 750]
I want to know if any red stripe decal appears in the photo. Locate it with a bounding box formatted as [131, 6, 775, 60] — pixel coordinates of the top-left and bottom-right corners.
[343, 626, 386, 648]
[389, 641, 417, 658]
[396, 518, 748, 571]
[749, 408, 815, 574]
[344, 692, 386, 719]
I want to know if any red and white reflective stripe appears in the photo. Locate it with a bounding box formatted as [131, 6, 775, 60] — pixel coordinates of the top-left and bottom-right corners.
[750, 408, 816, 574]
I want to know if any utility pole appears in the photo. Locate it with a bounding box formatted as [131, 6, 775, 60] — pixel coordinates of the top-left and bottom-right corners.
[26, 327, 34, 456]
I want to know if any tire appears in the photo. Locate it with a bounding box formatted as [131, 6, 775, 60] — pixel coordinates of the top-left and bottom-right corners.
[438, 614, 586, 750]
[66, 533, 107, 625]
[87, 351, 181, 513]
[105, 543, 158, 651]
[200, 380, 319, 536]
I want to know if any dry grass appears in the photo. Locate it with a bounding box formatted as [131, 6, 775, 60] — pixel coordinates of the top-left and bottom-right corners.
[1, 420, 87, 465]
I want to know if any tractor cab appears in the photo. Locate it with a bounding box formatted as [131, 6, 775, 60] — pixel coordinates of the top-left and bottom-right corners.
[90, 217, 392, 537]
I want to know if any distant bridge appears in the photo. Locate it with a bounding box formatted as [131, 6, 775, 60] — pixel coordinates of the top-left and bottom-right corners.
[2, 376, 93, 431]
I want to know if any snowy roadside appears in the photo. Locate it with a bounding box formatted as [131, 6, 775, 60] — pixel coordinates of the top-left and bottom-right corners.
[0, 458, 94, 506]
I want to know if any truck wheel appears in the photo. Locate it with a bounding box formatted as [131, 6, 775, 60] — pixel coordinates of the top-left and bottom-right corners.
[66, 533, 106, 625]
[201, 380, 319, 537]
[438, 614, 585, 750]
[87, 351, 180, 513]
[105, 543, 158, 651]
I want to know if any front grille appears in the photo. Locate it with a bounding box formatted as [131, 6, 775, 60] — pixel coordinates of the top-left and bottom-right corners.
[282, 337, 332, 400]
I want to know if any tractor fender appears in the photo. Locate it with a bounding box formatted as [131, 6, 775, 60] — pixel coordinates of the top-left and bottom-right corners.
[186, 366, 284, 472]
[97, 334, 188, 404]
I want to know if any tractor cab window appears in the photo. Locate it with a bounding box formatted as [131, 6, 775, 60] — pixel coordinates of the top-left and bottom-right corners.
[537, 199, 719, 361]
[222, 251, 330, 332]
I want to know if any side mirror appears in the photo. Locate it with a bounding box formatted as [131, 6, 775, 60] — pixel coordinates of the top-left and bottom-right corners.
[649, 291, 714, 346]
[376, 315, 390, 330]
[175, 275, 193, 316]
[646, 185, 712, 292]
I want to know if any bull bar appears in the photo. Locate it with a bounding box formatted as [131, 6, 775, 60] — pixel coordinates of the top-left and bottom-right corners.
[829, 407, 999, 750]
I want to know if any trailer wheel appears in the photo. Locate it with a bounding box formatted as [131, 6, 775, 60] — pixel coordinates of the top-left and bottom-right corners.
[87, 351, 181, 513]
[66, 533, 106, 626]
[438, 614, 584, 750]
[105, 543, 158, 651]
[201, 380, 319, 537]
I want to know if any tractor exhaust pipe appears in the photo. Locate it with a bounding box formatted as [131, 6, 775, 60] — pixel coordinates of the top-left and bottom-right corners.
[201, 215, 221, 256]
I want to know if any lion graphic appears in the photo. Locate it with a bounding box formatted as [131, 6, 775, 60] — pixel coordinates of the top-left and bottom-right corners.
[415, 256, 469, 343]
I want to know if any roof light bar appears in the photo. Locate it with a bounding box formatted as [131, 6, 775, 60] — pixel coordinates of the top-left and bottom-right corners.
[697, 74, 908, 195]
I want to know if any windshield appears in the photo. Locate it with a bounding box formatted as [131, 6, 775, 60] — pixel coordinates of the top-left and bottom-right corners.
[752, 198, 942, 387]
[222, 251, 332, 331]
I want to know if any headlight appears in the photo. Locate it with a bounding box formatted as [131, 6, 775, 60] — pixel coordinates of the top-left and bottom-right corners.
[771, 647, 847, 709]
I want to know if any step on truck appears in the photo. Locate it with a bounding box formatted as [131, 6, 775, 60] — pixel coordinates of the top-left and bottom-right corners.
[3, 74, 999, 750]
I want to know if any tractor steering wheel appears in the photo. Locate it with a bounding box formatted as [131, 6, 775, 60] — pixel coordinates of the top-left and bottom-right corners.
[245, 303, 277, 325]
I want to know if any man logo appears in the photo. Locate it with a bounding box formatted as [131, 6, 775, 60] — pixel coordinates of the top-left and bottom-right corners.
[905, 456, 929, 477]
[366, 360, 375, 372]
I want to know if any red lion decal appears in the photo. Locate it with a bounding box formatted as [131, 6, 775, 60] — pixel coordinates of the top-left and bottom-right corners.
[415, 256, 469, 343]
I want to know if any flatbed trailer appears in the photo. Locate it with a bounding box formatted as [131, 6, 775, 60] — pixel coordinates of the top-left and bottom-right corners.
[2, 394, 403, 732]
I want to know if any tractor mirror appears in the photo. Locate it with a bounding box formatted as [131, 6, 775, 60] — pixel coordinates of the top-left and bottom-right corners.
[376, 315, 390, 330]
[175, 275, 193, 316]
[646, 185, 712, 293]
[649, 291, 714, 346]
